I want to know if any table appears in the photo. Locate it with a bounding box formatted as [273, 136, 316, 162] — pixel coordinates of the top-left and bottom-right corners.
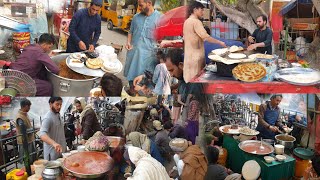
[191, 70, 320, 93]
[223, 135, 295, 180]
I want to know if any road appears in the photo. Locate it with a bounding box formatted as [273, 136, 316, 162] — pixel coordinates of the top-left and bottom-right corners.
[99, 21, 129, 85]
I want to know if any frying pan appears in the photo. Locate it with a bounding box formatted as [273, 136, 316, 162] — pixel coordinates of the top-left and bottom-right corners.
[62, 151, 114, 179]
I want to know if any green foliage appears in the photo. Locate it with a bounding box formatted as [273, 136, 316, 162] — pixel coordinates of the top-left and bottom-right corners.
[216, 0, 238, 6]
[160, 0, 181, 12]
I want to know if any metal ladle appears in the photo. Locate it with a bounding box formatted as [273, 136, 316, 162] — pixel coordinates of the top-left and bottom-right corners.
[260, 138, 265, 151]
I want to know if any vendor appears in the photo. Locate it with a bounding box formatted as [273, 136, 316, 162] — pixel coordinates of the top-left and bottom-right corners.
[66, 0, 102, 53]
[256, 94, 286, 140]
[247, 15, 273, 55]
[10, 33, 59, 96]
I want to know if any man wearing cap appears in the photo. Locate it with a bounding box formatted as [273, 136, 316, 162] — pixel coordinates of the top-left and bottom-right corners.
[153, 120, 171, 160]
[256, 94, 286, 140]
[67, 0, 102, 53]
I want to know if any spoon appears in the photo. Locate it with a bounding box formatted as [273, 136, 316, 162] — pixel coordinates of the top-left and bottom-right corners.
[259, 138, 265, 151]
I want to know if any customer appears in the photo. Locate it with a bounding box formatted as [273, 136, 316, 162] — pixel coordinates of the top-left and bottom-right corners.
[74, 98, 101, 140]
[15, 98, 36, 164]
[39, 97, 66, 160]
[125, 146, 171, 180]
[169, 138, 207, 180]
[126, 131, 164, 165]
[164, 121, 187, 139]
[124, 0, 161, 88]
[152, 50, 171, 95]
[172, 94, 182, 124]
[183, 1, 226, 83]
[90, 72, 123, 97]
[153, 120, 171, 160]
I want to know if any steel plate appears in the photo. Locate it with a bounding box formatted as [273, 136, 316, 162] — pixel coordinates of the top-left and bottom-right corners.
[239, 140, 274, 155]
[66, 55, 122, 77]
[275, 68, 320, 86]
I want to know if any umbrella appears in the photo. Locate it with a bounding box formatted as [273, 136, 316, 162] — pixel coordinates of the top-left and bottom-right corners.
[155, 6, 188, 41]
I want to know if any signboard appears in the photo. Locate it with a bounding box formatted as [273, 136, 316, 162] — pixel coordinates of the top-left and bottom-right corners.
[58, 18, 71, 50]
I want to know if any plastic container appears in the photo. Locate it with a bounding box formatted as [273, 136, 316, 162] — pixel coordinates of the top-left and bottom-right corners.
[294, 155, 311, 177]
[6, 169, 27, 180]
[33, 159, 48, 176]
[12, 32, 30, 53]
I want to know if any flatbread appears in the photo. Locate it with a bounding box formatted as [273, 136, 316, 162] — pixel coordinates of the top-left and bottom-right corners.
[229, 45, 244, 53]
[102, 61, 121, 72]
[86, 62, 101, 69]
[228, 53, 247, 59]
[208, 54, 226, 62]
[86, 58, 103, 69]
[249, 53, 273, 60]
[232, 63, 266, 82]
[211, 48, 228, 55]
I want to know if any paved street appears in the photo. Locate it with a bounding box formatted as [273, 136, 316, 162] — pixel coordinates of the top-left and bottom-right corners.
[99, 21, 129, 85]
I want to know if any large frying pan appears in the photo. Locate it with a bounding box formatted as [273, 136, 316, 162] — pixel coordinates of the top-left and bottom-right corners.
[62, 151, 114, 178]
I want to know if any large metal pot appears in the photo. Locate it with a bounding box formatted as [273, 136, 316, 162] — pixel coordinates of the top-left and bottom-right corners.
[275, 134, 296, 149]
[42, 161, 63, 180]
[46, 54, 100, 96]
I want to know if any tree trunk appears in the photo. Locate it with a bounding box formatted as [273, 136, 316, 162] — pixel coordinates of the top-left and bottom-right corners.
[312, 0, 320, 14]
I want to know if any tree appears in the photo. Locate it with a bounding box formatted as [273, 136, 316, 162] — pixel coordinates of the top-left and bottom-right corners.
[312, 0, 320, 15]
[210, 0, 271, 34]
[160, 0, 181, 12]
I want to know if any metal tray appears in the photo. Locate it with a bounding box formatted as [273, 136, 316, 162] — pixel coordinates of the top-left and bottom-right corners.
[239, 140, 274, 155]
[66, 55, 122, 77]
[274, 67, 320, 86]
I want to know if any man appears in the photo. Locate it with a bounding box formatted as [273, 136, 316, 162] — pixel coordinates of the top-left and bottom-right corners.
[15, 98, 36, 164]
[67, 0, 102, 53]
[124, 0, 161, 88]
[10, 33, 59, 96]
[164, 121, 186, 139]
[183, 1, 226, 83]
[152, 120, 171, 160]
[73, 98, 101, 140]
[247, 15, 273, 54]
[256, 94, 286, 140]
[39, 97, 66, 160]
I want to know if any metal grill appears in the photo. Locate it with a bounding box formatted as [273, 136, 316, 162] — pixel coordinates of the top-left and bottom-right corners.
[0, 69, 36, 97]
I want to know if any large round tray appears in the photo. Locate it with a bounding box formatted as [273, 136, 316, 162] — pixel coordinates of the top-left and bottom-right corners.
[62, 151, 114, 178]
[239, 140, 274, 155]
[219, 125, 242, 135]
[274, 67, 320, 86]
[66, 55, 122, 77]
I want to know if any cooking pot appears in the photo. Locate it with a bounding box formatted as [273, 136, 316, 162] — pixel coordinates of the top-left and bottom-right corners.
[42, 161, 63, 180]
[46, 54, 100, 96]
[275, 134, 296, 149]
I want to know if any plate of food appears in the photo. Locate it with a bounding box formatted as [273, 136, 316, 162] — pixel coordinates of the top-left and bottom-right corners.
[219, 125, 242, 135]
[274, 68, 320, 86]
[228, 53, 247, 59]
[232, 63, 267, 82]
[101, 60, 123, 74]
[239, 127, 260, 136]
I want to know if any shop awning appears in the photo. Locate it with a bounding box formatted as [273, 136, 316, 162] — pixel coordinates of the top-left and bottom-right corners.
[280, 0, 313, 16]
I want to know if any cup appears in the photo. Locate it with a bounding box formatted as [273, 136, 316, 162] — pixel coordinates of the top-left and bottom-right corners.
[33, 159, 48, 176]
[275, 144, 285, 155]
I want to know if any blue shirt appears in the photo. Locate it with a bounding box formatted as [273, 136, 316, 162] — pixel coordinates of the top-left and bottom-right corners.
[124, 10, 161, 81]
[204, 37, 244, 64]
[67, 8, 101, 53]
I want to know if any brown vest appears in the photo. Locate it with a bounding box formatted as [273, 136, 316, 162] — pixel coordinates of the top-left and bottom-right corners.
[15, 110, 35, 144]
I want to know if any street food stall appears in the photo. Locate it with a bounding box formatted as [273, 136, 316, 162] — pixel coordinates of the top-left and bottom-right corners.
[205, 93, 316, 180]
[191, 46, 320, 93]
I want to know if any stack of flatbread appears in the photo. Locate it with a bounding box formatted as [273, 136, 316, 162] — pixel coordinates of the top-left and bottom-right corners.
[101, 60, 122, 74]
[69, 53, 86, 68]
[86, 58, 104, 69]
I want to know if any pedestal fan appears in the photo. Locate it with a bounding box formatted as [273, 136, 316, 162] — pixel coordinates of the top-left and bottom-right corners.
[0, 69, 36, 96]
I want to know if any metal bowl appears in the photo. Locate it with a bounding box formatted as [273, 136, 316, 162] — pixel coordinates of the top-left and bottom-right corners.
[239, 140, 274, 155]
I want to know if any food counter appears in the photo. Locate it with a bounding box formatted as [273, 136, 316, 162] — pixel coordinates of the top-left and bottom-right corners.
[223, 135, 295, 179]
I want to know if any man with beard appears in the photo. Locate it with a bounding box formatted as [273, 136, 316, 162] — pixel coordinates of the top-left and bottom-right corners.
[247, 15, 273, 54]
[66, 0, 102, 52]
[72, 97, 101, 140]
[39, 97, 66, 160]
[124, 0, 161, 90]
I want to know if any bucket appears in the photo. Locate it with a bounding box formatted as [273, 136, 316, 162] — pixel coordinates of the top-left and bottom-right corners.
[33, 159, 48, 176]
[6, 169, 27, 180]
[12, 32, 30, 53]
[294, 155, 311, 177]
